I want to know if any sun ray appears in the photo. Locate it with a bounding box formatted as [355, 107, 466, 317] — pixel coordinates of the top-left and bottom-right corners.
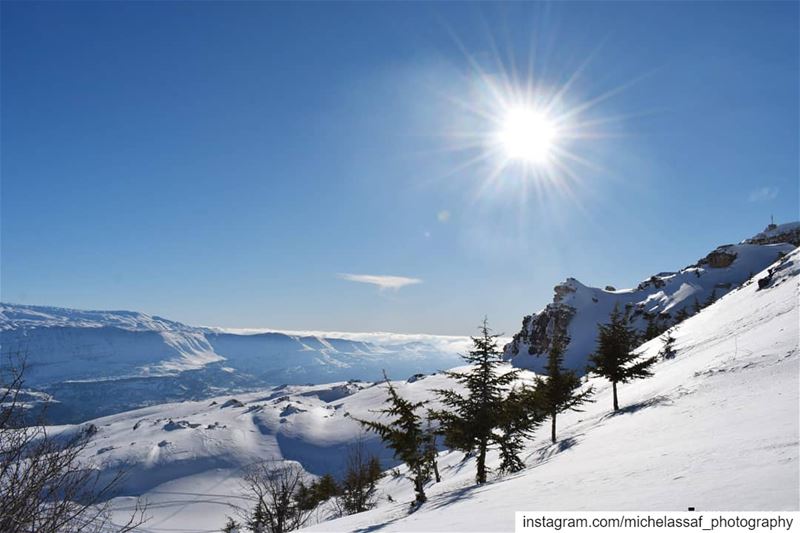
[424, 13, 639, 234]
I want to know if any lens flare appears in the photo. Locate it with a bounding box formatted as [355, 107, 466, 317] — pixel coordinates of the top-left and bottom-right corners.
[426, 22, 637, 223]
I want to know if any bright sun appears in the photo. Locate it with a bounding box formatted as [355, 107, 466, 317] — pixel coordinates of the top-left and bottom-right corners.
[497, 107, 558, 164]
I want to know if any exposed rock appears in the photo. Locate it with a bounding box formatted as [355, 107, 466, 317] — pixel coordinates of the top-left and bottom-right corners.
[505, 302, 576, 359]
[299, 384, 359, 403]
[554, 280, 578, 303]
[280, 404, 307, 417]
[701, 249, 737, 269]
[637, 275, 666, 290]
[604, 285, 616, 291]
[163, 419, 201, 431]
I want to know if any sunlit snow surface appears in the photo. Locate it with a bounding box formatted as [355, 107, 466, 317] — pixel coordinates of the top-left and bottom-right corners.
[90, 250, 800, 532]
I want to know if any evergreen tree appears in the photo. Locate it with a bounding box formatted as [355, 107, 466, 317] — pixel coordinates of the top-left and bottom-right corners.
[658, 333, 677, 360]
[294, 482, 315, 512]
[643, 313, 666, 341]
[431, 318, 541, 484]
[339, 441, 382, 515]
[534, 334, 593, 443]
[704, 289, 718, 308]
[247, 503, 268, 533]
[692, 297, 702, 314]
[355, 374, 435, 506]
[494, 384, 542, 473]
[586, 305, 658, 412]
[294, 473, 340, 512]
[313, 474, 339, 501]
[423, 420, 441, 483]
[674, 307, 690, 323]
[222, 517, 241, 533]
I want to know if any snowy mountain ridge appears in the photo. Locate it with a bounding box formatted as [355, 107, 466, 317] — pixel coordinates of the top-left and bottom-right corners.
[0, 305, 466, 423]
[0, 303, 197, 332]
[504, 223, 798, 373]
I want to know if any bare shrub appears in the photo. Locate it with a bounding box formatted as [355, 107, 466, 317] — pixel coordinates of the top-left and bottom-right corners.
[0, 352, 147, 532]
[239, 461, 312, 533]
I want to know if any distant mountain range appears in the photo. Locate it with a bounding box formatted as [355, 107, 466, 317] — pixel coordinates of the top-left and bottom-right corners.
[0, 305, 466, 423]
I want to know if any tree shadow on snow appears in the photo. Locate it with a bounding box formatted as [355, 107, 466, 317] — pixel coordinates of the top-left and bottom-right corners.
[424, 483, 481, 512]
[353, 515, 404, 533]
[352, 500, 430, 533]
[526, 436, 579, 466]
[601, 395, 672, 421]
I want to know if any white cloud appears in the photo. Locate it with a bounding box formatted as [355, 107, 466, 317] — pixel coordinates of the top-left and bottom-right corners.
[748, 186, 778, 202]
[204, 326, 513, 355]
[437, 210, 451, 223]
[337, 273, 422, 291]
[209, 327, 476, 354]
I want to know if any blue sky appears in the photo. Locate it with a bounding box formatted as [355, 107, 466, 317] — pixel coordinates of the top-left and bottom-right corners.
[2, 1, 798, 335]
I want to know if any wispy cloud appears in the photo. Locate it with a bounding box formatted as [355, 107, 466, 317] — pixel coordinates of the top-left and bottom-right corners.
[338, 273, 422, 291]
[748, 186, 778, 202]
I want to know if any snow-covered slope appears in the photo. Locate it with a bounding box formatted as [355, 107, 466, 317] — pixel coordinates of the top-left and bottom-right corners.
[76, 248, 800, 532]
[300, 248, 799, 532]
[0, 304, 466, 423]
[79, 369, 495, 532]
[504, 225, 797, 373]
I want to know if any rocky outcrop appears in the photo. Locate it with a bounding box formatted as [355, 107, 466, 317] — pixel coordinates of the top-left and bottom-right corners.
[637, 275, 667, 290]
[554, 280, 578, 303]
[505, 303, 576, 358]
[744, 222, 800, 247]
[700, 247, 738, 268]
[504, 224, 799, 374]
